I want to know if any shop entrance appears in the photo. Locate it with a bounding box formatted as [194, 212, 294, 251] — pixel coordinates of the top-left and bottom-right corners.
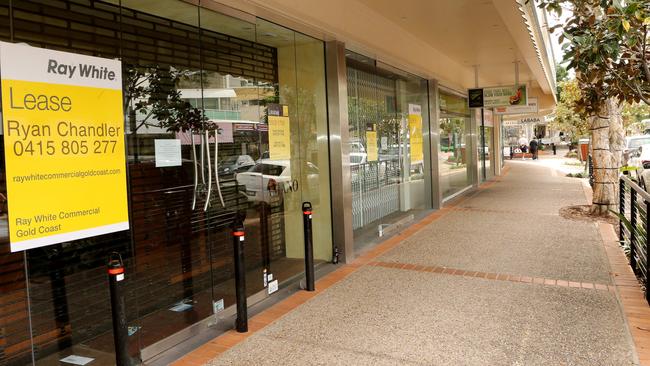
[345, 52, 432, 253]
[0, 1, 332, 365]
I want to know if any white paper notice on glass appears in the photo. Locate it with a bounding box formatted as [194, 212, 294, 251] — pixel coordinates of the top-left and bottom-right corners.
[60, 355, 95, 365]
[155, 139, 182, 167]
[268, 279, 279, 294]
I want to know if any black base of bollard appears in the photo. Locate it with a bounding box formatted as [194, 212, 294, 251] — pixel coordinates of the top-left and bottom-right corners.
[232, 215, 248, 333]
[107, 253, 131, 366]
[302, 202, 315, 292]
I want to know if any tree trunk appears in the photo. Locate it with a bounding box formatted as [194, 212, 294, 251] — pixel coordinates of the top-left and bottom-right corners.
[590, 98, 624, 216]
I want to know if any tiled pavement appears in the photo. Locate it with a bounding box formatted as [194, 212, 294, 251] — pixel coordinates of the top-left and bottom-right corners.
[173, 160, 650, 366]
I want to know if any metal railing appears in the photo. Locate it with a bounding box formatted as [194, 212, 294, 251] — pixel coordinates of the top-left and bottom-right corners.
[619, 175, 650, 303]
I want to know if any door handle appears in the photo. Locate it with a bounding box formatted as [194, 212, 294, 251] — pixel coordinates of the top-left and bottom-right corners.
[204, 130, 212, 211]
[191, 129, 198, 211]
[214, 129, 225, 208]
[200, 130, 206, 185]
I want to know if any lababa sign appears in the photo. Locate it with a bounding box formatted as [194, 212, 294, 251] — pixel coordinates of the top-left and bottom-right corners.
[0, 42, 129, 252]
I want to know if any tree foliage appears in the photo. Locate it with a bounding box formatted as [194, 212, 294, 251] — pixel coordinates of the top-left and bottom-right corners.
[550, 79, 590, 141]
[124, 65, 209, 133]
[538, 0, 649, 113]
[622, 101, 650, 132]
[556, 64, 569, 98]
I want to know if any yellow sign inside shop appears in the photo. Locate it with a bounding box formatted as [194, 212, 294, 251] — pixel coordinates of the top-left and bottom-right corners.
[0, 42, 129, 252]
[366, 129, 378, 162]
[408, 104, 424, 163]
[268, 104, 291, 160]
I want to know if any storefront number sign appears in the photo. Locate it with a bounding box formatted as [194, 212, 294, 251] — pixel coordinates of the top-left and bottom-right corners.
[0, 42, 129, 252]
[268, 104, 291, 160]
[408, 104, 424, 163]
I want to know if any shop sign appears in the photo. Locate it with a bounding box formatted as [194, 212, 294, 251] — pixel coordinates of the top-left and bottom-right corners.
[469, 85, 528, 108]
[503, 116, 544, 125]
[267, 104, 290, 160]
[484, 85, 527, 108]
[494, 97, 538, 115]
[0, 42, 129, 252]
[519, 117, 543, 124]
[468, 89, 484, 108]
[408, 104, 423, 163]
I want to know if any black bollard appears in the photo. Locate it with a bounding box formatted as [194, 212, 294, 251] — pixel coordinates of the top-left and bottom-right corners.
[107, 253, 130, 366]
[302, 202, 315, 291]
[232, 217, 248, 332]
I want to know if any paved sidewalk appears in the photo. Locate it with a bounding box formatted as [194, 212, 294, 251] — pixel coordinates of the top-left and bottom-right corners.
[194, 159, 640, 365]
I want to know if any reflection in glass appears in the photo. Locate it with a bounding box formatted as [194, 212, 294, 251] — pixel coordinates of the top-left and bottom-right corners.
[484, 127, 494, 180]
[439, 91, 471, 198]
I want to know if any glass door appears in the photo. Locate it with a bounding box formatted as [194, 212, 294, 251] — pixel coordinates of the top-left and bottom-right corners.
[346, 54, 431, 253]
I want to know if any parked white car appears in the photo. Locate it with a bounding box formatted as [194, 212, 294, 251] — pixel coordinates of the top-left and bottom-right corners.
[624, 135, 650, 165]
[350, 141, 368, 165]
[628, 144, 650, 191]
[235, 159, 319, 203]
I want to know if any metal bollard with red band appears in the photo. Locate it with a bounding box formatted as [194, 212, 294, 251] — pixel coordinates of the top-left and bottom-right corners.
[232, 216, 248, 332]
[107, 252, 130, 366]
[302, 202, 315, 291]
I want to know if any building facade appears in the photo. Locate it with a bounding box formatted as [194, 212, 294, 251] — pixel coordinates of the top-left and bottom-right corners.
[0, 1, 555, 364]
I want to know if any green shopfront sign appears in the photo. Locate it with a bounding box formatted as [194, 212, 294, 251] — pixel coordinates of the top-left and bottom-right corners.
[468, 85, 528, 108]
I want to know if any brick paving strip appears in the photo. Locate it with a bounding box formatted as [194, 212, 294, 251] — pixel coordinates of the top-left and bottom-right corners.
[365, 260, 614, 292]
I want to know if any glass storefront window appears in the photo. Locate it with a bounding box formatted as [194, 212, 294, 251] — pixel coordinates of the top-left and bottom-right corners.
[0, 1, 332, 364]
[0, 5, 33, 364]
[346, 52, 431, 252]
[439, 91, 471, 198]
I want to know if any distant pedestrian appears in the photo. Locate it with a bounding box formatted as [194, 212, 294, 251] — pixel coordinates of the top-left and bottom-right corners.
[518, 136, 528, 158]
[551, 143, 556, 155]
[529, 137, 539, 160]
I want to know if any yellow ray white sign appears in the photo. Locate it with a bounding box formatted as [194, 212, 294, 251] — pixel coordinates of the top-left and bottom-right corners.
[0, 42, 129, 252]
